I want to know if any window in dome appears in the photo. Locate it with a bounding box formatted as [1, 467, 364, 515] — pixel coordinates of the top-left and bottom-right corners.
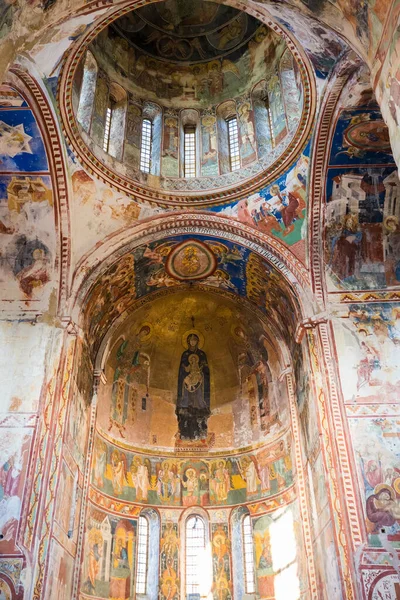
[103, 101, 113, 153]
[227, 117, 240, 171]
[184, 126, 196, 178]
[140, 118, 152, 173]
[136, 515, 149, 594]
[243, 514, 256, 594]
[186, 515, 206, 596]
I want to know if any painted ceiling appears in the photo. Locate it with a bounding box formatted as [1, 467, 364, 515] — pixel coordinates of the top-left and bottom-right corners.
[111, 0, 263, 64]
[82, 235, 299, 360]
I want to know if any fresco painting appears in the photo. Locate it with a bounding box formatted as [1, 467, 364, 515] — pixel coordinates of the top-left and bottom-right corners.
[201, 112, 219, 176]
[44, 538, 74, 600]
[82, 508, 137, 599]
[350, 416, 400, 547]
[0, 98, 55, 305]
[0, 430, 32, 554]
[160, 520, 179, 600]
[216, 148, 310, 250]
[334, 303, 400, 402]
[91, 432, 293, 507]
[325, 107, 399, 290]
[162, 115, 179, 177]
[211, 523, 232, 600]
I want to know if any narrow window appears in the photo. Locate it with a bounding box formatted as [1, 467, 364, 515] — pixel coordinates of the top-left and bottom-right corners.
[227, 117, 240, 171]
[184, 126, 196, 178]
[140, 118, 152, 173]
[186, 515, 205, 596]
[267, 106, 275, 149]
[103, 101, 113, 153]
[136, 515, 149, 594]
[243, 515, 255, 594]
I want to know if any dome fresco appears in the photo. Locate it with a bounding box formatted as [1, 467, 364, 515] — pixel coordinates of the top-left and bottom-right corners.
[62, 0, 313, 202]
[2, 1, 400, 599]
[111, 1, 263, 64]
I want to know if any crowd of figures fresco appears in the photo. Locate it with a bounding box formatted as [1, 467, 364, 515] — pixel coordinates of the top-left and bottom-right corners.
[325, 106, 400, 291]
[91, 432, 293, 507]
[0, 85, 55, 307]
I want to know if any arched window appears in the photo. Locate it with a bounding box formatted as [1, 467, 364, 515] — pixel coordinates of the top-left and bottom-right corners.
[136, 515, 149, 594]
[140, 118, 152, 173]
[184, 126, 196, 178]
[216, 100, 237, 175]
[103, 83, 127, 160]
[252, 80, 274, 157]
[227, 116, 240, 171]
[76, 51, 98, 133]
[185, 515, 206, 596]
[242, 514, 256, 594]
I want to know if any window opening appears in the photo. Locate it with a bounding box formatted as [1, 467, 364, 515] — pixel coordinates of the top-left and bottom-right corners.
[103, 102, 113, 153]
[267, 106, 275, 149]
[186, 516, 205, 596]
[243, 515, 255, 594]
[227, 117, 240, 171]
[140, 118, 152, 173]
[136, 515, 149, 594]
[184, 126, 196, 178]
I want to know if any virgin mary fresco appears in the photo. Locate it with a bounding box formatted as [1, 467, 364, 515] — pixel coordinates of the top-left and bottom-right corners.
[176, 332, 210, 440]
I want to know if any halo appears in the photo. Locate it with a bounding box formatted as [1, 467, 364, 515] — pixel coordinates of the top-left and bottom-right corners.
[182, 329, 205, 349]
[136, 322, 153, 342]
[374, 483, 395, 499]
[393, 477, 400, 496]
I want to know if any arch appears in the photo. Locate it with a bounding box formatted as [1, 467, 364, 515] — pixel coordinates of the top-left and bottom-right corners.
[142, 102, 162, 177]
[76, 50, 98, 134]
[137, 508, 160, 600]
[217, 100, 237, 175]
[179, 507, 212, 600]
[279, 50, 302, 131]
[106, 82, 127, 161]
[180, 109, 201, 178]
[252, 80, 273, 159]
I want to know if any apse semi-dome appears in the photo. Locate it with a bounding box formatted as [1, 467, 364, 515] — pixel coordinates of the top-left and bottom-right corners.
[59, 0, 315, 207]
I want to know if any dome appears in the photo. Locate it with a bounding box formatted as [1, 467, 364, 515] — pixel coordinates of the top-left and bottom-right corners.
[60, 0, 314, 206]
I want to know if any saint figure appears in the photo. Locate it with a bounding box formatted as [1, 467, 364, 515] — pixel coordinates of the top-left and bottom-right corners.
[176, 333, 210, 440]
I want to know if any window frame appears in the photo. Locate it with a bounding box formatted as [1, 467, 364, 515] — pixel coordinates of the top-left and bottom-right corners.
[226, 116, 241, 172]
[242, 514, 256, 594]
[184, 125, 196, 178]
[185, 514, 206, 597]
[140, 117, 153, 174]
[136, 514, 149, 595]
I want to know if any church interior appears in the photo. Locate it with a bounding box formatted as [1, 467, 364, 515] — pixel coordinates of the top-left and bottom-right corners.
[1, 0, 400, 598]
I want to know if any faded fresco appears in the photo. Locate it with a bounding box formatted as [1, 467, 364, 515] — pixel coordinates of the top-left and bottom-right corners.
[0, 429, 32, 554]
[44, 537, 75, 600]
[333, 303, 400, 403]
[350, 416, 400, 548]
[91, 430, 294, 507]
[211, 522, 232, 600]
[325, 107, 399, 291]
[0, 87, 55, 306]
[159, 520, 179, 600]
[81, 507, 137, 599]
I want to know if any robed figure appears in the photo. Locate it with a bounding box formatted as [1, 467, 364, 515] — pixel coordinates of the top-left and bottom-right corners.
[176, 333, 210, 440]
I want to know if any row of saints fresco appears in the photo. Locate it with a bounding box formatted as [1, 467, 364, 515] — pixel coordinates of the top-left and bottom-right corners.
[92, 434, 293, 506]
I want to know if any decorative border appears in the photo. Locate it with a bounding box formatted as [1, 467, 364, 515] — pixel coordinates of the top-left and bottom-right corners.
[68, 213, 313, 323]
[57, 0, 316, 208]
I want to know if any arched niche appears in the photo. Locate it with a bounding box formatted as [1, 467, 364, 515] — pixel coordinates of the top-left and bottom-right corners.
[138, 508, 160, 600]
[108, 82, 127, 162]
[142, 102, 162, 178]
[279, 50, 302, 131]
[179, 109, 201, 178]
[252, 80, 273, 158]
[217, 100, 237, 175]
